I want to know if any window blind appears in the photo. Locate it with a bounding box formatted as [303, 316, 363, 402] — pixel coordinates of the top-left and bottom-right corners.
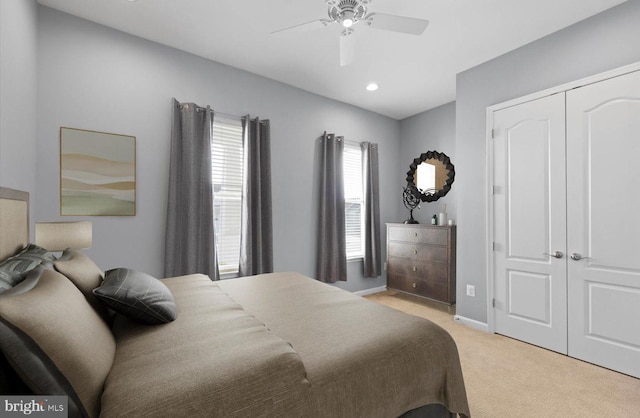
[343, 142, 364, 259]
[211, 116, 243, 275]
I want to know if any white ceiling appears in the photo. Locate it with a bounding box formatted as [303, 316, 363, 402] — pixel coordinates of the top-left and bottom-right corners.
[37, 0, 627, 120]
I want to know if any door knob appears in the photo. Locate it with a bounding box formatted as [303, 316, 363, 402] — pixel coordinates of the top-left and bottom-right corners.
[570, 253, 591, 261]
[543, 251, 564, 259]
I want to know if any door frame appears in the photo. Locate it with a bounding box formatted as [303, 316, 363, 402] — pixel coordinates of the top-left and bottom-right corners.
[485, 61, 640, 334]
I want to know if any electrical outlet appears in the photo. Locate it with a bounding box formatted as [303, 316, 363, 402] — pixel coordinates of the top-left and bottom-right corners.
[384, 262, 387, 271]
[466, 285, 475, 297]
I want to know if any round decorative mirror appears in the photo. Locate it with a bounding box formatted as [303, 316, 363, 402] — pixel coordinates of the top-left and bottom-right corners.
[406, 150, 455, 202]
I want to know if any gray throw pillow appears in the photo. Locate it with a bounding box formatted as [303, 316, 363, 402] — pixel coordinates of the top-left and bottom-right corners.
[0, 244, 56, 292]
[93, 268, 177, 325]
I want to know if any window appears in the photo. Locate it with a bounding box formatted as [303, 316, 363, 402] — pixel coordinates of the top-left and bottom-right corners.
[211, 116, 243, 275]
[343, 142, 364, 259]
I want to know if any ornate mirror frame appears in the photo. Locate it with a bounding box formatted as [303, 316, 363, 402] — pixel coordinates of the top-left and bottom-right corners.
[406, 150, 455, 202]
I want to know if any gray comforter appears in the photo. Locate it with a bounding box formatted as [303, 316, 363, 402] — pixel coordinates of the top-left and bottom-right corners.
[100, 272, 470, 417]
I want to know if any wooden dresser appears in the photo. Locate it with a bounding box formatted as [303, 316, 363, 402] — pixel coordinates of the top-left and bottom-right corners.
[386, 223, 456, 305]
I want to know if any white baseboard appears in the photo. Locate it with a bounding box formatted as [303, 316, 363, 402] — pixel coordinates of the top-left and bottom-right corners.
[354, 286, 387, 296]
[454, 315, 489, 333]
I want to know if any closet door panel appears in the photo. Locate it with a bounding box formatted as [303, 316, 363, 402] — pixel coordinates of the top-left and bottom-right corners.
[567, 69, 640, 378]
[493, 93, 567, 354]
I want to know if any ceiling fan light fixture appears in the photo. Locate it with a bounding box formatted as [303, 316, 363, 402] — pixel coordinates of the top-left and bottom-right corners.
[341, 11, 355, 28]
[329, 0, 368, 28]
[273, 0, 428, 67]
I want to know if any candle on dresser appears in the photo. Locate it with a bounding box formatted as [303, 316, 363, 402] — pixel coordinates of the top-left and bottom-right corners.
[438, 203, 447, 226]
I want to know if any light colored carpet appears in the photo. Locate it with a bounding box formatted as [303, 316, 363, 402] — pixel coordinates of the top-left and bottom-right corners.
[365, 290, 640, 418]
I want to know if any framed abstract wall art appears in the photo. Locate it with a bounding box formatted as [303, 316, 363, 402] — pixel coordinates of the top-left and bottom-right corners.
[60, 127, 136, 216]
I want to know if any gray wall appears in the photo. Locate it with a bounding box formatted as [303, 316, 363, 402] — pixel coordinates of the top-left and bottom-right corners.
[0, 0, 38, 234]
[35, 7, 402, 292]
[399, 102, 457, 225]
[455, 0, 640, 323]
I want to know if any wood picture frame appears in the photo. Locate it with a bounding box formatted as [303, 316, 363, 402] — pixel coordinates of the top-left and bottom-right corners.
[60, 127, 136, 216]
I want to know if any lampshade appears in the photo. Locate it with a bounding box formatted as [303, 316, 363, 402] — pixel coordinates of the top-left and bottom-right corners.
[34, 222, 92, 251]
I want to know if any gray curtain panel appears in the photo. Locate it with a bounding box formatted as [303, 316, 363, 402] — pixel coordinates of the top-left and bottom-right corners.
[362, 142, 382, 278]
[317, 132, 347, 283]
[239, 116, 273, 277]
[164, 99, 219, 280]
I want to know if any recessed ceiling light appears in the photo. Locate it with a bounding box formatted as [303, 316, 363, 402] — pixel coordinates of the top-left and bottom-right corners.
[366, 83, 379, 92]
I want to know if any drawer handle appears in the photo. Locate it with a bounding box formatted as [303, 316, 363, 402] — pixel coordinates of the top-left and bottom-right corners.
[413, 249, 418, 255]
[412, 283, 417, 288]
[412, 266, 417, 272]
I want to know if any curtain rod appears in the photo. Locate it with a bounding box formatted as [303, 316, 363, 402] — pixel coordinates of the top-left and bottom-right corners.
[339, 139, 379, 149]
[177, 102, 268, 122]
[177, 102, 240, 120]
[322, 132, 377, 148]
[195, 107, 241, 120]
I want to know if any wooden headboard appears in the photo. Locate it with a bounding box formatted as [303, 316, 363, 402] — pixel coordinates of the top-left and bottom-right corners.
[0, 187, 29, 261]
[0, 187, 33, 395]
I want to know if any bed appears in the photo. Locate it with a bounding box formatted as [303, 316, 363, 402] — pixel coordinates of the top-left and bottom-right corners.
[0, 187, 470, 418]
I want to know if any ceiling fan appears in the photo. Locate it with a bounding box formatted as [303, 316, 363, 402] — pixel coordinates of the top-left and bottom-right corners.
[271, 0, 429, 66]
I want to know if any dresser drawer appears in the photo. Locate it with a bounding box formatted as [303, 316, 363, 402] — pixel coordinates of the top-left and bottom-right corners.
[388, 242, 448, 263]
[387, 257, 448, 283]
[388, 225, 449, 246]
[387, 271, 449, 302]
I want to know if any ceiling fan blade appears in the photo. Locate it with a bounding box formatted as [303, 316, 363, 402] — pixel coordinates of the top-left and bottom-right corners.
[340, 29, 356, 67]
[270, 19, 331, 35]
[366, 13, 429, 35]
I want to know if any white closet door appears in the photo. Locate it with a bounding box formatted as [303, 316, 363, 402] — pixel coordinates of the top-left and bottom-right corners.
[567, 70, 640, 378]
[493, 93, 568, 354]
